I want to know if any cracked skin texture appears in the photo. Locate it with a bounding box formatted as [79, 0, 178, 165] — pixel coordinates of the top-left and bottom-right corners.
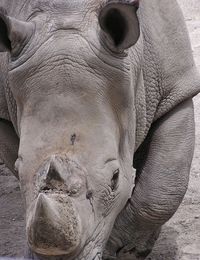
[0, 0, 199, 149]
[0, 0, 200, 259]
[134, 0, 200, 149]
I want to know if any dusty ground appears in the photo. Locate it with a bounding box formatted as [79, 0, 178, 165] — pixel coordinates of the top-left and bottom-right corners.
[0, 1, 200, 259]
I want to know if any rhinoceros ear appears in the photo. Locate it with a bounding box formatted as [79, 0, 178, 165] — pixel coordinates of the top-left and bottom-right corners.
[99, 0, 140, 52]
[0, 8, 34, 55]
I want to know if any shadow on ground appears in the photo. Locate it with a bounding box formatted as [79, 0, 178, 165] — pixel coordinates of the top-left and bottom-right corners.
[148, 226, 179, 260]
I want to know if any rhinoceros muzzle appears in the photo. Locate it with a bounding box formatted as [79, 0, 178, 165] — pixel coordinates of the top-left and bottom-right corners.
[26, 156, 86, 256]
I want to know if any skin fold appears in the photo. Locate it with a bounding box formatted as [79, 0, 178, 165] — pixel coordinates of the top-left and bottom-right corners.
[0, 0, 200, 259]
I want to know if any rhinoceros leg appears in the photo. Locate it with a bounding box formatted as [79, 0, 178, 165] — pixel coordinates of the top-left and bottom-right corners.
[0, 119, 19, 178]
[104, 99, 195, 259]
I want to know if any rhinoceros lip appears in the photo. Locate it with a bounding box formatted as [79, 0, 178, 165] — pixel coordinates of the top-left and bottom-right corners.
[26, 192, 82, 256]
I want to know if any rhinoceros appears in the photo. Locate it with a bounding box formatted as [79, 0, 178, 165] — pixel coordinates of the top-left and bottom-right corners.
[0, 0, 200, 259]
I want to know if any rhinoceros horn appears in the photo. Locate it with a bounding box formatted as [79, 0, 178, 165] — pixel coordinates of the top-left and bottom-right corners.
[26, 193, 81, 256]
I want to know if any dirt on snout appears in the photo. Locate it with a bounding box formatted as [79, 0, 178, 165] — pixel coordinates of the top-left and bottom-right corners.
[0, 0, 200, 259]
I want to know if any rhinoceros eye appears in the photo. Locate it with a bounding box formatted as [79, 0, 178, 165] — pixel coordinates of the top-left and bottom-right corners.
[111, 169, 119, 191]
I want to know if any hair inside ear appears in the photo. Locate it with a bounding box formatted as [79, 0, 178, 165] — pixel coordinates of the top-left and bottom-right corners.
[0, 16, 11, 51]
[104, 8, 127, 47]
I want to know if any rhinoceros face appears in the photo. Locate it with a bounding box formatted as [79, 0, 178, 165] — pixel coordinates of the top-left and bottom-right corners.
[0, 0, 140, 258]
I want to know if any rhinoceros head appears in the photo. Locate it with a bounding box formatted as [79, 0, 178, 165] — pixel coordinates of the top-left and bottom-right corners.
[0, 0, 140, 258]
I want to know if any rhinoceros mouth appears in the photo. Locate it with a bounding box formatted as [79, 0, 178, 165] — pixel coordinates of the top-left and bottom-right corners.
[26, 192, 82, 256]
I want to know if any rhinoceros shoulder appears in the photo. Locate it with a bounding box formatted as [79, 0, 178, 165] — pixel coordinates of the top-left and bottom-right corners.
[0, 53, 10, 122]
[135, 0, 200, 147]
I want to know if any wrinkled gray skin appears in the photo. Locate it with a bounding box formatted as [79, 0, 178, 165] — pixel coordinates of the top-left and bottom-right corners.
[0, 0, 200, 259]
